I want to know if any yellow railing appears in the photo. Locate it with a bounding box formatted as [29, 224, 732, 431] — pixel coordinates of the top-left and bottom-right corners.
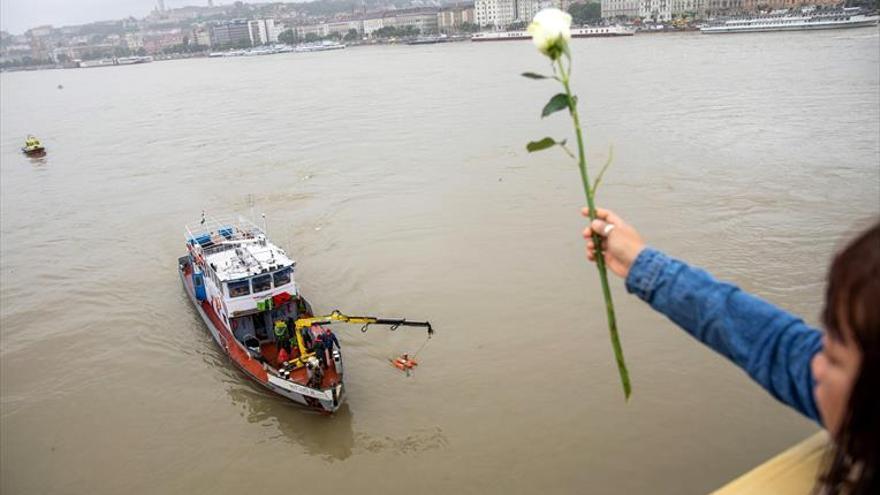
[712, 431, 828, 494]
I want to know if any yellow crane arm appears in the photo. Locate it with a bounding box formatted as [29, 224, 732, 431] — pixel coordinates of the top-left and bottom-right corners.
[294, 310, 433, 335]
[294, 310, 377, 330]
[285, 310, 433, 369]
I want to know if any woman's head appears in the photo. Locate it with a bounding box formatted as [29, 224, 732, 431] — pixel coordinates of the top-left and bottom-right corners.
[812, 220, 879, 493]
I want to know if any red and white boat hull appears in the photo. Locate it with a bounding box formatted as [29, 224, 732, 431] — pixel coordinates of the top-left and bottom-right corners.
[179, 256, 344, 412]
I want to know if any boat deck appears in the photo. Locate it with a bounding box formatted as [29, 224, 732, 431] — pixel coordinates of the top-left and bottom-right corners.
[182, 257, 340, 391]
[258, 340, 340, 389]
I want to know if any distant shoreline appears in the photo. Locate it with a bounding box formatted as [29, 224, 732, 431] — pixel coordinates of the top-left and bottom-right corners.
[7, 26, 879, 75]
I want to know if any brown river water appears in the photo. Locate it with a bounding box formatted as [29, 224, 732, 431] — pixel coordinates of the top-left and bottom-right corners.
[2, 30, 879, 494]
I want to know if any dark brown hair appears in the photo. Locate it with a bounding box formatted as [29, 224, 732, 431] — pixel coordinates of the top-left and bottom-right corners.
[819, 220, 880, 494]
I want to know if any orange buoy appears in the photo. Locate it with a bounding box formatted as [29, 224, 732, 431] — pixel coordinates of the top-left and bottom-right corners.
[391, 354, 418, 370]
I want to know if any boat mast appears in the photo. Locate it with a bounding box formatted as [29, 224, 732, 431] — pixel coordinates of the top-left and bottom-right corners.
[247, 193, 256, 224]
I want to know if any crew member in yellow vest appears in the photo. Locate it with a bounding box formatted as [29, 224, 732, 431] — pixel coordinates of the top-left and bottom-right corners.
[274, 320, 291, 353]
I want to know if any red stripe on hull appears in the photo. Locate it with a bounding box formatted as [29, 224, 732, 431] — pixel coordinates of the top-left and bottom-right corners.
[199, 298, 270, 382]
[181, 258, 269, 383]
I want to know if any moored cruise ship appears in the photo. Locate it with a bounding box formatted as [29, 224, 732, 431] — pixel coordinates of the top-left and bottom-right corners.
[701, 9, 879, 33]
[74, 56, 152, 68]
[472, 25, 634, 41]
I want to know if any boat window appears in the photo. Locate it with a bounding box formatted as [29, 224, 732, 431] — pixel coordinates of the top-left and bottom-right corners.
[228, 279, 251, 297]
[273, 267, 293, 287]
[252, 274, 272, 293]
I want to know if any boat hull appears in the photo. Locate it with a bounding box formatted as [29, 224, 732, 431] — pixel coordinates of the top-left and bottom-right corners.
[178, 256, 344, 413]
[407, 39, 449, 45]
[571, 32, 634, 38]
[471, 35, 529, 42]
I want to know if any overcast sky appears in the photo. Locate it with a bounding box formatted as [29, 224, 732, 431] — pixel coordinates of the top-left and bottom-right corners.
[1, 0, 219, 35]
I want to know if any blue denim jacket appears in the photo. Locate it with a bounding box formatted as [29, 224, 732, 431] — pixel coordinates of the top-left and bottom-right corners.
[625, 247, 824, 424]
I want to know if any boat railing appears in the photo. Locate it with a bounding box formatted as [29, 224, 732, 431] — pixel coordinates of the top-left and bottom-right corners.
[184, 214, 265, 250]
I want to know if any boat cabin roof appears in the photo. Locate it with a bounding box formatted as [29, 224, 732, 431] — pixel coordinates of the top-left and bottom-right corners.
[185, 214, 295, 282]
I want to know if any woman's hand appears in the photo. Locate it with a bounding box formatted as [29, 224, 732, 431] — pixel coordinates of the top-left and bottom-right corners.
[582, 207, 646, 279]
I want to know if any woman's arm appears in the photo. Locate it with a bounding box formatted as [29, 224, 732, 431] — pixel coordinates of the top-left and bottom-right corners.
[627, 247, 822, 422]
[583, 208, 823, 423]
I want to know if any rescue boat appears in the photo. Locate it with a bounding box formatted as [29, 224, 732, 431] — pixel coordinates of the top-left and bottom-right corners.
[21, 135, 46, 156]
[179, 213, 432, 413]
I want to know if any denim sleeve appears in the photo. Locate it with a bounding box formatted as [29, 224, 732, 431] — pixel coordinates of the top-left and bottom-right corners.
[625, 247, 823, 424]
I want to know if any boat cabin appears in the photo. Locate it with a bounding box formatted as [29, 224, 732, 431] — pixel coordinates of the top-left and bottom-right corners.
[185, 215, 299, 337]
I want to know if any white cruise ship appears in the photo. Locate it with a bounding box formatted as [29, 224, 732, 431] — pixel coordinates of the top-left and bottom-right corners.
[472, 25, 634, 42]
[701, 9, 879, 34]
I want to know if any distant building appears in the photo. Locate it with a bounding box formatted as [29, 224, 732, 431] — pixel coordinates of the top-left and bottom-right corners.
[704, 0, 742, 15]
[438, 4, 476, 32]
[161, 6, 209, 22]
[325, 19, 363, 37]
[125, 32, 144, 50]
[383, 8, 440, 34]
[475, 0, 555, 28]
[142, 29, 185, 53]
[601, 0, 641, 19]
[211, 20, 252, 47]
[296, 8, 443, 39]
[516, 0, 560, 24]
[640, 0, 672, 20]
[248, 19, 278, 45]
[58, 26, 80, 36]
[60, 43, 116, 60]
[295, 23, 329, 39]
[26, 25, 55, 62]
[190, 25, 212, 47]
[363, 17, 385, 36]
[28, 25, 54, 38]
[606, 0, 743, 18]
[723, 0, 807, 15]
[0, 42, 33, 64]
[670, 0, 705, 17]
[475, 0, 518, 28]
[739, 0, 836, 14]
[604, 0, 837, 19]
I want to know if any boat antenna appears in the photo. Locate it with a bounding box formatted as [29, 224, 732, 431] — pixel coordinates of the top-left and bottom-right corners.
[247, 193, 255, 223]
[262, 212, 268, 236]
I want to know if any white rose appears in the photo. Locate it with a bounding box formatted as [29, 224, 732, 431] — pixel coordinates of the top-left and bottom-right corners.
[527, 8, 572, 60]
